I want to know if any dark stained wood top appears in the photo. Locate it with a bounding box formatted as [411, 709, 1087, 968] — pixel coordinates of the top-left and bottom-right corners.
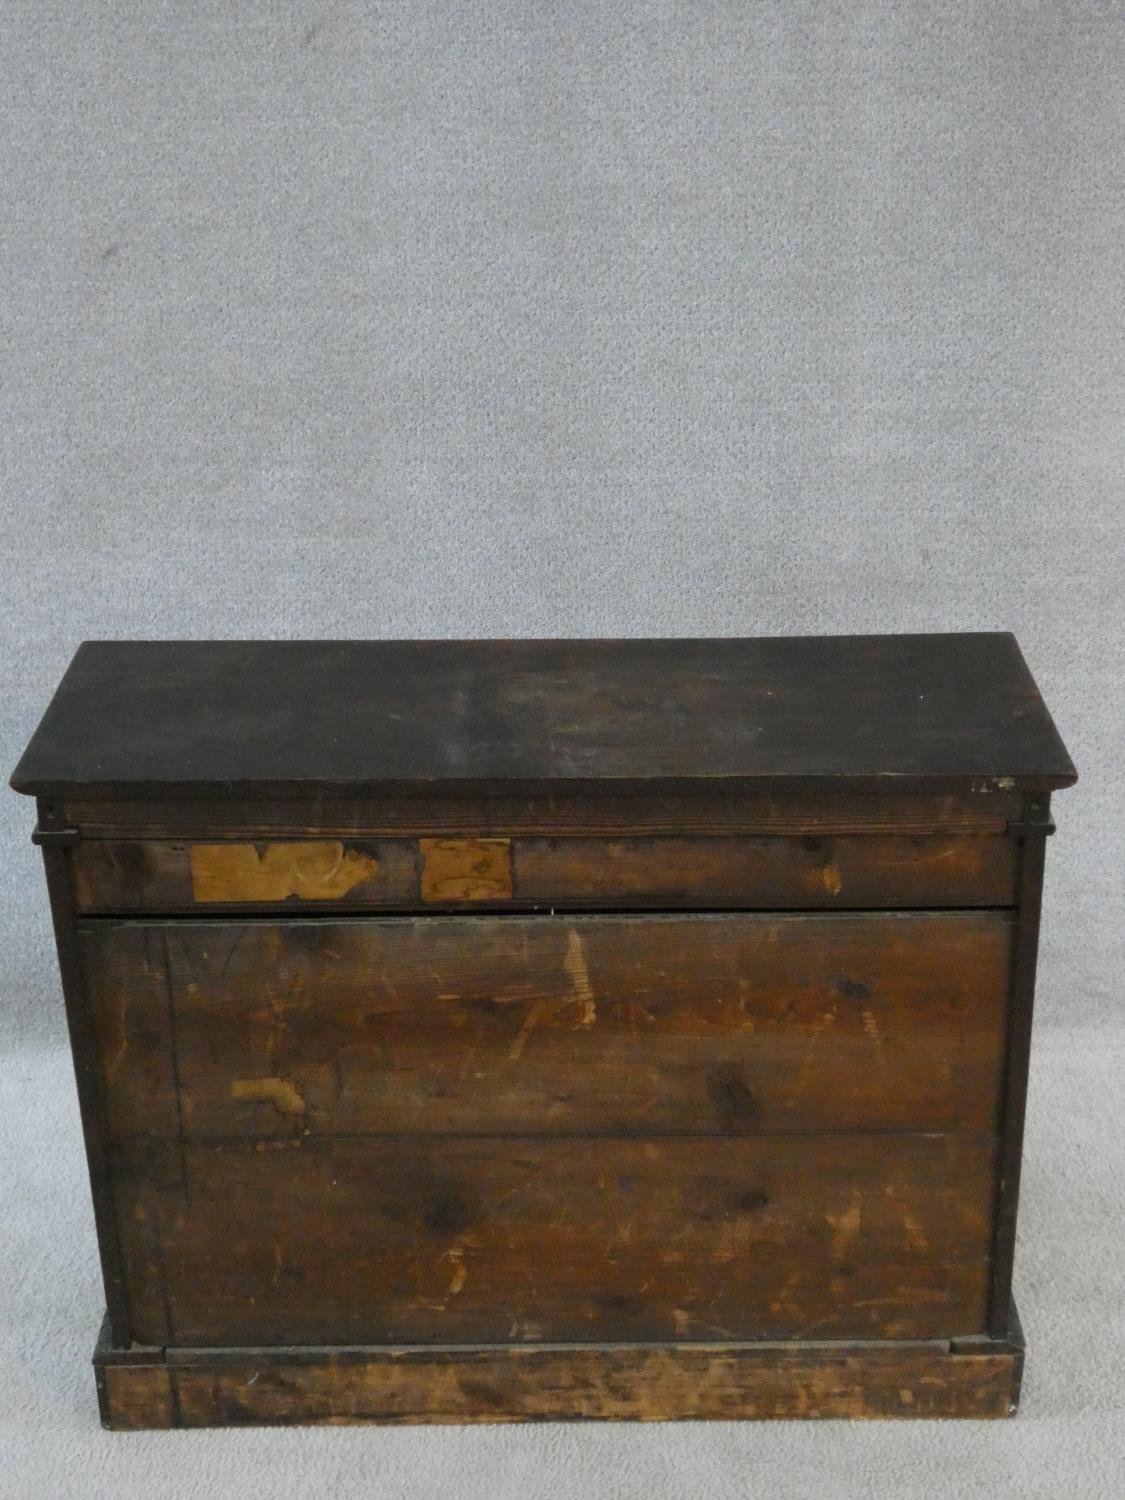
[9, 635, 1076, 798]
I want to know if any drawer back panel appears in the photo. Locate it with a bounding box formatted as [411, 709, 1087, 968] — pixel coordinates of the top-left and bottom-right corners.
[70, 832, 1017, 913]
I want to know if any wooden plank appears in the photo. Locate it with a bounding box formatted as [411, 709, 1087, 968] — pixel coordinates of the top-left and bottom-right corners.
[70, 831, 1017, 913]
[94, 1302, 1024, 1428]
[92, 1315, 174, 1428]
[108, 1134, 996, 1348]
[513, 833, 1016, 909]
[60, 786, 1021, 840]
[94, 1335, 1021, 1428]
[37, 835, 132, 1344]
[989, 797, 1052, 1335]
[72, 837, 418, 910]
[82, 912, 1013, 1139]
[10, 636, 1077, 797]
[97, 1363, 175, 1430]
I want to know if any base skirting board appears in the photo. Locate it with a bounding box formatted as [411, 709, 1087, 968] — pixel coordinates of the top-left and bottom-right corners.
[93, 1306, 1024, 1428]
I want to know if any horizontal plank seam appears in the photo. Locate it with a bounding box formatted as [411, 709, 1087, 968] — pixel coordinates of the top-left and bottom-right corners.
[152, 1336, 1002, 1363]
[75, 906, 1019, 927]
[74, 903, 1020, 921]
[68, 824, 1014, 839]
[105, 1129, 1004, 1145]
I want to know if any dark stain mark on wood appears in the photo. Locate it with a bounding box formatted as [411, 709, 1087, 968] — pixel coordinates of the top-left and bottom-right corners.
[707, 1064, 762, 1132]
[731, 1189, 770, 1213]
[422, 1188, 477, 1236]
[837, 977, 873, 1001]
[457, 1378, 508, 1410]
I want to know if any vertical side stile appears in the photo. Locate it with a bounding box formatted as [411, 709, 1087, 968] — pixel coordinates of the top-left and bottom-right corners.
[35, 800, 132, 1345]
[988, 793, 1053, 1338]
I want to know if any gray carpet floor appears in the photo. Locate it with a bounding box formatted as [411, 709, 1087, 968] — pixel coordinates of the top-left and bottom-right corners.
[2, 4, 1123, 1496]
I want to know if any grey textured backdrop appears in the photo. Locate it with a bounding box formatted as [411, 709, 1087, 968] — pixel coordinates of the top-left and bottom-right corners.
[2, 3, 1122, 1496]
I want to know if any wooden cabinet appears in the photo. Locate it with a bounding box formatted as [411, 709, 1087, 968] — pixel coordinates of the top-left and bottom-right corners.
[10, 635, 1075, 1426]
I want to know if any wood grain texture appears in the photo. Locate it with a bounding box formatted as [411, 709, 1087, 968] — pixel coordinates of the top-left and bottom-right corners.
[58, 786, 1022, 840]
[14, 636, 1074, 1429]
[10, 635, 1077, 797]
[419, 838, 513, 901]
[74, 838, 416, 911]
[109, 1133, 996, 1347]
[38, 846, 132, 1344]
[70, 831, 1017, 913]
[81, 912, 1013, 1139]
[989, 803, 1052, 1335]
[96, 1361, 175, 1430]
[513, 833, 1016, 909]
[96, 1339, 1022, 1428]
[189, 842, 382, 903]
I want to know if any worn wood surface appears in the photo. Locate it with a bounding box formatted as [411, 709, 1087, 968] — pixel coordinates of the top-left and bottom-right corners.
[96, 1360, 176, 1430]
[109, 1133, 995, 1347]
[13, 636, 1076, 1428]
[419, 838, 513, 901]
[989, 799, 1052, 1335]
[10, 636, 1076, 797]
[81, 912, 1012, 1138]
[57, 786, 1022, 840]
[71, 831, 1017, 913]
[188, 841, 386, 903]
[94, 1328, 1022, 1429]
[38, 846, 132, 1344]
[93, 1304, 1024, 1427]
[512, 833, 1016, 908]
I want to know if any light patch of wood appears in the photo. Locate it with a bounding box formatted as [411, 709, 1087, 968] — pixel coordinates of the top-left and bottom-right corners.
[821, 862, 842, 896]
[769, 1269, 804, 1316]
[419, 838, 513, 901]
[191, 842, 378, 903]
[443, 1248, 468, 1296]
[507, 929, 597, 1059]
[564, 928, 596, 1026]
[885, 1187, 931, 1252]
[231, 1077, 307, 1118]
[508, 1000, 549, 1061]
[826, 1190, 862, 1259]
[861, 1007, 888, 1071]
